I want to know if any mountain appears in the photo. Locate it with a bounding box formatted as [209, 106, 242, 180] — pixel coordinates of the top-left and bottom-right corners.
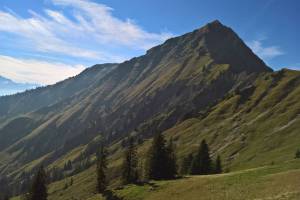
[0, 76, 38, 96]
[0, 20, 299, 199]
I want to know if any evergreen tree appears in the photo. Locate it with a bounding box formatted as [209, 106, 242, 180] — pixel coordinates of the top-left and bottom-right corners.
[122, 137, 139, 184]
[190, 140, 212, 175]
[214, 155, 222, 174]
[63, 160, 72, 171]
[63, 163, 67, 171]
[295, 149, 300, 159]
[29, 166, 48, 200]
[146, 133, 177, 180]
[147, 132, 167, 180]
[165, 138, 177, 179]
[180, 153, 194, 175]
[96, 146, 108, 193]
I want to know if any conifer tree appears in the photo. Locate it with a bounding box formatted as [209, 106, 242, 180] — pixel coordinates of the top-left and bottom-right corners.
[214, 155, 222, 174]
[96, 146, 108, 193]
[180, 153, 194, 175]
[122, 137, 138, 184]
[165, 138, 177, 179]
[147, 132, 167, 180]
[190, 139, 212, 175]
[29, 166, 48, 200]
[146, 133, 177, 180]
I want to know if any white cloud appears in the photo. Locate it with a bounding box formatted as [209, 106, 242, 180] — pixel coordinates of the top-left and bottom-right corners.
[0, 0, 172, 61]
[287, 66, 300, 71]
[247, 39, 284, 60]
[51, 0, 172, 48]
[0, 55, 85, 85]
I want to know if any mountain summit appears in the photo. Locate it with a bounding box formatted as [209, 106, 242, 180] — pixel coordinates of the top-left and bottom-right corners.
[147, 20, 271, 74]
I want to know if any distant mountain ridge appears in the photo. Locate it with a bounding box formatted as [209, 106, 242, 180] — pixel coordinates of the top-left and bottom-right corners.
[0, 75, 39, 96]
[0, 20, 299, 198]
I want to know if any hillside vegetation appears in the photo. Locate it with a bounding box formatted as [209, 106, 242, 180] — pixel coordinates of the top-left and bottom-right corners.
[1, 20, 300, 199]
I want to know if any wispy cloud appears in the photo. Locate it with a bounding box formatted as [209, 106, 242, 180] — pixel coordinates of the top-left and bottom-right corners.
[0, 0, 174, 86]
[286, 65, 300, 71]
[0, 0, 172, 61]
[0, 55, 85, 85]
[247, 39, 284, 60]
[51, 0, 172, 49]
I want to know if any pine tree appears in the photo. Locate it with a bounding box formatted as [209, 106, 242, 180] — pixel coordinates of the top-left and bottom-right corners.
[122, 137, 138, 184]
[190, 140, 212, 175]
[96, 146, 108, 193]
[214, 155, 222, 174]
[180, 153, 194, 175]
[165, 138, 177, 179]
[146, 132, 167, 180]
[29, 166, 48, 200]
[146, 133, 177, 180]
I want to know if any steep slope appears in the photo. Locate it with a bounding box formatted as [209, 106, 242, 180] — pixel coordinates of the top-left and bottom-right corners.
[0, 63, 117, 122]
[161, 68, 300, 170]
[40, 69, 299, 199]
[0, 20, 272, 177]
[2, 21, 299, 199]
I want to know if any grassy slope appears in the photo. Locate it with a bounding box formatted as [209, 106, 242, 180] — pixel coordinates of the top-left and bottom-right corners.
[161, 69, 300, 170]
[115, 160, 300, 200]
[10, 70, 300, 200]
[11, 159, 300, 200]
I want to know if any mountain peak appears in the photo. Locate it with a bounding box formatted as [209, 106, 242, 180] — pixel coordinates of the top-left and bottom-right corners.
[193, 20, 272, 73]
[207, 19, 223, 27]
[147, 20, 272, 74]
[197, 20, 226, 33]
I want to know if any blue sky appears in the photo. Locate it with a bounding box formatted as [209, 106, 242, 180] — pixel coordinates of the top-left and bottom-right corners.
[0, 0, 299, 85]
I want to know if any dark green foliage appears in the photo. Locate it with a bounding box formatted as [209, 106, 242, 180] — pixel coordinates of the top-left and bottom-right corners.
[190, 140, 212, 175]
[214, 155, 222, 174]
[122, 137, 139, 184]
[29, 166, 48, 200]
[97, 146, 108, 193]
[165, 138, 177, 178]
[180, 153, 194, 175]
[63, 160, 73, 171]
[295, 149, 300, 159]
[48, 167, 64, 183]
[146, 133, 177, 180]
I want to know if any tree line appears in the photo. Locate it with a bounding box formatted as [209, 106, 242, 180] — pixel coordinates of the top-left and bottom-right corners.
[96, 132, 223, 194]
[16, 132, 223, 199]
